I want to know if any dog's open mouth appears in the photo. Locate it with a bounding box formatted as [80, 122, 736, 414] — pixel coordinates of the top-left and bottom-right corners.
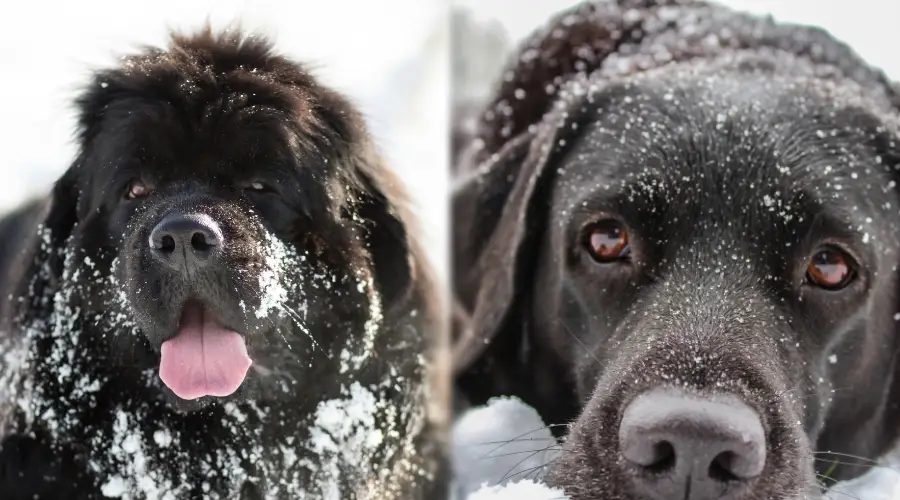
[158, 300, 252, 400]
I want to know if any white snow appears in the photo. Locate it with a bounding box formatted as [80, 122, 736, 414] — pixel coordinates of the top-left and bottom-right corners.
[101, 476, 129, 498]
[452, 398, 559, 499]
[452, 398, 565, 499]
[255, 229, 306, 321]
[467, 480, 567, 500]
[306, 382, 385, 497]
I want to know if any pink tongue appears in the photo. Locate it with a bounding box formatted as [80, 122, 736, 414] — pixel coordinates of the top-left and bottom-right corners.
[159, 304, 252, 400]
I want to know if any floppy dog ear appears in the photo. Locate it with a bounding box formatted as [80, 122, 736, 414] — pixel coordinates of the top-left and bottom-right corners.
[42, 167, 80, 249]
[452, 96, 583, 405]
[9, 165, 80, 323]
[351, 150, 420, 313]
[310, 86, 422, 313]
[451, 0, 660, 352]
[451, 0, 651, 400]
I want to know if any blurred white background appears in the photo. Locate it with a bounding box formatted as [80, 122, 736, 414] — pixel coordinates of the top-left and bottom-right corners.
[0, 0, 448, 283]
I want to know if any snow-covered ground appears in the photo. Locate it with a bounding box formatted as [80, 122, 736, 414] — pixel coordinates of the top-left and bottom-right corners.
[451, 1, 900, 498]
[0, 0, 449, 285]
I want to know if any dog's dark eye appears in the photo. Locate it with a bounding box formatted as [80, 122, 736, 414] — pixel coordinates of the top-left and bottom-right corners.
[126, 180, 150, 200]
[583, 220, 630, 262]
[807, 249, 854, 289]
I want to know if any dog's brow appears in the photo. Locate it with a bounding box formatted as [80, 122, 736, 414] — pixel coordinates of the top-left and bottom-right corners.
[804, 202, 876, 252]
[564, 169, 665, 216]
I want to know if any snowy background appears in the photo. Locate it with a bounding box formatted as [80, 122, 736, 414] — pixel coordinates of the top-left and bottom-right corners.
[451, 0, 900, 498]
[0, 0, 449, 285]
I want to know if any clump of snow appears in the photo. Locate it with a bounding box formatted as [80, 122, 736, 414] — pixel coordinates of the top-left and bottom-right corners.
[309, 382, 384, 459]
[0, 335, 26, 436]
[101, 476, 128, 497]
[256, 228, 307, 321]
[828, 451, 900, 499]
[452, 397, 562, 499]
[94, 410, 181, 500]
[99, 256, 140, 336]
[254, 221, 386, 375]
[306, 382, 385, 498]
[339, 272, 383, 374]
[254, 224, 329, 359]
[467, 480, 568, 500]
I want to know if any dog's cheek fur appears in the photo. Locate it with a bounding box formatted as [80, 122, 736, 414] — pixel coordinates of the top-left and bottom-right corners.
[809, 243, 900, 479]
[39, 211, 153, 372]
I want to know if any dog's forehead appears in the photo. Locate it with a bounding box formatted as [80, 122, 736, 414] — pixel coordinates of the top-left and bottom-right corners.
[552, 75, 898, 233]
[97, 99, 301, 179]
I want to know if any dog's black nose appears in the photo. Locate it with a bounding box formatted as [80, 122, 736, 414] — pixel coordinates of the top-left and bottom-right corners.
[149, 214, 223, 270]
[619, 389, 766, 498]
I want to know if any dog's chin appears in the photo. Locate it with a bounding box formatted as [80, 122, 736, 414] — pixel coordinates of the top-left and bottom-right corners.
[160, 385, 250, 414]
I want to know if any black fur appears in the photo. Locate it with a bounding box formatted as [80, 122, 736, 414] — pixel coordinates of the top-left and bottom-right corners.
[0, 28, 445, 499]
[453, 1, 900, 499]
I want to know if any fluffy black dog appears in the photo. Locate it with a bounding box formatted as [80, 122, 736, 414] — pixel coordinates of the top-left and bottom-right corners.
[454, 1, 900, 499]
[0, 29, 445, 499]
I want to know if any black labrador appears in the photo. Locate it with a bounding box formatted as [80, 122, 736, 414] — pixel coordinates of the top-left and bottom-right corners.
[0, 29, 446, 499]
[453, 1, 900, 499]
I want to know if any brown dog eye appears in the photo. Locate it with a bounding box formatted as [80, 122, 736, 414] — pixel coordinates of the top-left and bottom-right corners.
[126, 180, 150, 200]
[584, 220, 630, 262]
[807, 249, 854, 289]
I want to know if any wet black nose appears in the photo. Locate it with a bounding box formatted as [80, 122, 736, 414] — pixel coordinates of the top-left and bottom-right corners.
[619, 389, 766, 499]
[149, 214, 223, 270]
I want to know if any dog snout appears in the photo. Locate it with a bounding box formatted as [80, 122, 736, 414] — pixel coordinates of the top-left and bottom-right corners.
[619, 388, 766, 499]
[149, 213, 224, 270]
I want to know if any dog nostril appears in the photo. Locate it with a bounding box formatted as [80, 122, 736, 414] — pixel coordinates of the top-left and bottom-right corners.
[644, 441, 676, 474]
[160, 234, 176, 253]
[709, 451, 741, 482]
[191, 231, 215, 252]
[621, 434, 677, 473]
